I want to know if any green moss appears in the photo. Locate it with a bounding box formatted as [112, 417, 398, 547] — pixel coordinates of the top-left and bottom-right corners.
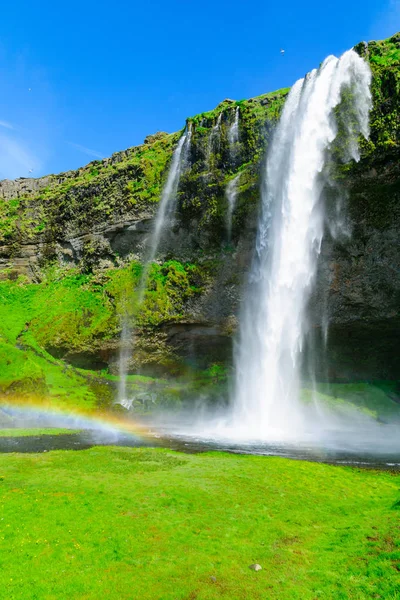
[0, 258, 209, 402]
[369, 37, 400, 67]
[0, 131, 182, 249]
[136, 260, 202, 326]
[365, 34, 400, 152]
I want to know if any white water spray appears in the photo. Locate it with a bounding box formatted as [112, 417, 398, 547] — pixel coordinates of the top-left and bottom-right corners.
[207, 113, 222, 165]
[228, 106, 240, 146]
[225, 106, 241, 239]
[142, 124, 192, 285]
[226, 173, 240, 241]
[118, 126, 192, 406]
[231, 50, 372, 439]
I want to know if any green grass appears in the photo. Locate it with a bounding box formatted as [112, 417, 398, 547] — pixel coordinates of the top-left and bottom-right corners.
[315, 382, 400, 421]
[0, 260, 206, 407]
[0, 338, 103, 411]
[0, 447, 399, 599]
[0, 428, 79, 437]
[301, 382, 400, 422]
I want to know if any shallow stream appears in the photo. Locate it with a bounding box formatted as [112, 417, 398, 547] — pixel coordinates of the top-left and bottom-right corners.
[1, 428, 399, 470]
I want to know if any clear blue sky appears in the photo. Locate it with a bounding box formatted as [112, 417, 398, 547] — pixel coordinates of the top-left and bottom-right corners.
[0, 0, 398, 179]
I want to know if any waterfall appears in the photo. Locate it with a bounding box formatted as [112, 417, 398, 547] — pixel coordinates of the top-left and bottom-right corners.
[214, 112, 223, 129]
[231, 50, 372, 439]
[142, 123, 192, 286]
[228, 106, 239, 146]
[207, 113, 222, 165]
[225, 107, 241, 239]
[117, 125, 192, 406]
[226, 173, 240, 241]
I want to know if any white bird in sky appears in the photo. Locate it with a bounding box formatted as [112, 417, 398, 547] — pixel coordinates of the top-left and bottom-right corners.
[280, 49, 285, 56]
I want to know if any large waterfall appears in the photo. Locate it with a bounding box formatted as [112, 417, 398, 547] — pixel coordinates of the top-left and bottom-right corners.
[231, 50, 372, 439]
[118, 125, 192, 406]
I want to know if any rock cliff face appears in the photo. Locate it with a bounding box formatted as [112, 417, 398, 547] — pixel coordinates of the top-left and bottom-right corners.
[0, 34, 399, 383]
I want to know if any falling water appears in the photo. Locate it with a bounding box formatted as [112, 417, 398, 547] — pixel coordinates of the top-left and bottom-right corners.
[207, 113, 222, 165]
[117, 125, 192, 406]
[231, 50, 372, 439]
[142, 123, 192, 285]
[228, 106, 240, 146]
[225, 107, 241, 239]
[226, 173, 240, 241]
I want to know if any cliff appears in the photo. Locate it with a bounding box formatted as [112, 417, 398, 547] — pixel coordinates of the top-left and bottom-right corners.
[0, 33, 399, 402]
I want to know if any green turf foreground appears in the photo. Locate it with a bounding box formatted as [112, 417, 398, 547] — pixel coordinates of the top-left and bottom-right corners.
[0, 428, 79, 437]
[0, 448, 399, 599]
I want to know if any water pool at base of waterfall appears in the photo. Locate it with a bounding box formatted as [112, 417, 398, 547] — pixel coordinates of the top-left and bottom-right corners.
[1, 425, 399, 470]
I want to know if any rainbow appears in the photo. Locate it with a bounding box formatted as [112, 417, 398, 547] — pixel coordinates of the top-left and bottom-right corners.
[0, 396, 156, 442]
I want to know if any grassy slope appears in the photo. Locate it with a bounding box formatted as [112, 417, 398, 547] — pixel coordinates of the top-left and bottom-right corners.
[0, 260, 208, 407]
[0, 448, 399, 599]
[0, 273, 108, 410]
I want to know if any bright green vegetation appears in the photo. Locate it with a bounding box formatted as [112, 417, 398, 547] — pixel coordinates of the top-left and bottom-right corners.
[0, 131, 180, 245]
[0, 339, 103, 410]
[368, 35, 400, 67]
[0, 260, 206, 350]
[315, 382, 400, 422]
[1, 261, 399, 425]
[0, 260, 209, 404]
[0, 270, 111, 408]
[0, 448, 399, 599]
[301, 382, 400, 422]
[1, 265, 398, 420]
[358, 33, 400, 154]
[0, 428, 79, 437]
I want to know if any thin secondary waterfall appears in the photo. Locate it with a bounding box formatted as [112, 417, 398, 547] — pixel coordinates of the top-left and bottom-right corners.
[231, 50, 371, 438]
[228, 106, 239, 146]
[141, 123, 192, 292]
[226, 173, 240, 241]
[207, 113, 222, 165]
[225, 107, 240, 239]
[117, 125, 192, 406]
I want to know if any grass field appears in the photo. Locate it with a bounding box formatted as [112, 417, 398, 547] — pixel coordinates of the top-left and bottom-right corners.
[0, 447, 399, 599]
[0, 428, 79, 437]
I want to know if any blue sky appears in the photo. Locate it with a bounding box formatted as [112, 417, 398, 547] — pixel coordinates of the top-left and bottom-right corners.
[0, 0, 398, 179]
